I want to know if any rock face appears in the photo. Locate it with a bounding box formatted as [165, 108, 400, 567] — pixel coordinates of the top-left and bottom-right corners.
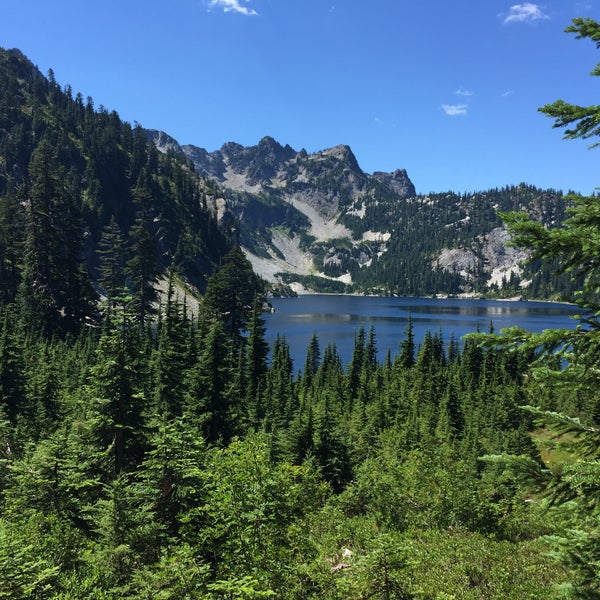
[434, 228, 530, 286]
[145, 129, 183, 155]
[372, 169, 416, 198]
[150, 134, 418, 286]
[146, 131, 566, 295]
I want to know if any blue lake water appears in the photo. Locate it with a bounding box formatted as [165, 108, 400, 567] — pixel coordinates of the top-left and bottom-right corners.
[263, 295, 581, 370]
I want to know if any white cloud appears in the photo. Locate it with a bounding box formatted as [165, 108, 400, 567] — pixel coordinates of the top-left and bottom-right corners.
[207, 0, 257, 16]
[502, 3, 549, 25]
[501, 90, 514, 97]
[455, 88, 474, 97]
[442, 104, 468, 116]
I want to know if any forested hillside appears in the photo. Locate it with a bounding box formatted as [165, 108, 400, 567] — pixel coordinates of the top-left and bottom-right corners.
[1, 23, 600, 599]
[0, 47, 233, 334]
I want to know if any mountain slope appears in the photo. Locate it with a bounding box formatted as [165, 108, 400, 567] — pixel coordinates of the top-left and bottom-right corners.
[0, 48, 235, 323]
[0, 47, 572, 305]
[148, 130, 571, 298]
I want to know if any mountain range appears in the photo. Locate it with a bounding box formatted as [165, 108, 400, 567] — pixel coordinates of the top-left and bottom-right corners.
[0, 46, 574, 303]
[147, 129, 571, 298]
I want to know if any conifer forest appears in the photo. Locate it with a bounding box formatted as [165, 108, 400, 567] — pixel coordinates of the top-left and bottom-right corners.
[1, 18, 600, 600]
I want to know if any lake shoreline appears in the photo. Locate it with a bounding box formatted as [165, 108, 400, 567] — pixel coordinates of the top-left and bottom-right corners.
[264, 295, 580, 368]
[272, 289, 576, 307]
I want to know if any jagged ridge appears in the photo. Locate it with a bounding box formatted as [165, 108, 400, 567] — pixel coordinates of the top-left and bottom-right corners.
[145, 135, 569, 297]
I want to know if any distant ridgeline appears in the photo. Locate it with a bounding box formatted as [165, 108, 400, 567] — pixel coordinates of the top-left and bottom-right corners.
[0, 46, 575, 318]
[146, 130, 576, 299]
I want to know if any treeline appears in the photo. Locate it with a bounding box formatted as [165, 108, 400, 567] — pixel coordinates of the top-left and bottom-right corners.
[346, 186, 576, 298]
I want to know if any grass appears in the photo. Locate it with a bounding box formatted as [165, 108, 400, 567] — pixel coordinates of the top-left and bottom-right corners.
[531, 428, 579, 474]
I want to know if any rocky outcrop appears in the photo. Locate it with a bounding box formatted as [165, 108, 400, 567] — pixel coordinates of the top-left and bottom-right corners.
[372, 169, 416, 198]
[145, 129, 183, 155]
[434, 227, 531, 290]
[144, 133, 417, 286]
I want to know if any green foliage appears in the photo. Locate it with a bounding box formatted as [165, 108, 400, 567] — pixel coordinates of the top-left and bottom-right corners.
[0, 293, 576, 598]
[478, 17, 600, 597]
[0, 522, 60, 599]
[342, 184, 569, 297]
[0, 40, 596, 599]
[0, 46, 233, 331]
[193, 436, 329, 595]
[202, 246, 264, 340]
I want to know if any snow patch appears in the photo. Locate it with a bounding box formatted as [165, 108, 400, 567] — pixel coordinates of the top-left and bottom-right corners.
[316, 272, 352, 285]
[348, 203, 366, 218]
[362, 230, 391, 242]
[487, 265, 522, 288]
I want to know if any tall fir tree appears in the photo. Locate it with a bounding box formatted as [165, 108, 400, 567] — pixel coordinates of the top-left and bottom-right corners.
[126, 186, 159, 328]
[85, 304, 147, 478]
[186, 319, 233, 444]
[244, 297, 269, 418]
[97, 215, 128, 311]
[0, 190, 24, 303]
[202, 246, 264, 343]
[152, 273, 191, 419]
[0, 306, 25, 423]
[18, 138, 95, 336]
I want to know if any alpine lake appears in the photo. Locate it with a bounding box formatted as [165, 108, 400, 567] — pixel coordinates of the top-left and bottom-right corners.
[263, 295, 580, 371]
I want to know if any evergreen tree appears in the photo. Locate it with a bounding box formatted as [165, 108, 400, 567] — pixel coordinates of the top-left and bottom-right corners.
[244, 297, 269, 413]
[263, 335, 295, 431]
[97, 215, 128, 310]
[302, 332, 321, 390]
[18, 138, 95, 336]
[312, 392, 353, 493]
[436, 373, 464, 441]
[54, 167, 98, 333]
[18, 139, 66, 334]
[0, 190, 24, 303]
[137, 415, 206, 540]
[85, 473, 160, 594]
[0, 306, 25, 423]
[152, 273, 191, 419]
[348, 326, 366, 400]
[316, 342, 344, 390]
[126, 186, 159, 328]
[85, 304, 147, 478]
[492, 17, 600, 596]
[202, 246, 264, 342]
[186, 319, 233, 444]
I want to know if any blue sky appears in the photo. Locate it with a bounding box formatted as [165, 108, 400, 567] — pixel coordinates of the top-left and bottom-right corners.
[2, 1, 600, 195]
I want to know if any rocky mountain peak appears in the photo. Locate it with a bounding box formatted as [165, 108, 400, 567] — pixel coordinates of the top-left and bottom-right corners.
[141, 128, 563, 296]
[220, 141, 245, 159]
[317, 144, 361, 173]
[372, 169, 416, 198]
[145, 129, 183, 154]
[256, 135, 282, 154]
[252, 136, 297, 170]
